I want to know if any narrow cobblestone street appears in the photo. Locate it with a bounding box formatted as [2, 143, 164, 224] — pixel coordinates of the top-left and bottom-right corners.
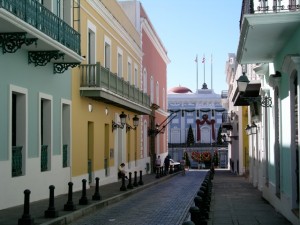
[71, 171, 206, 225]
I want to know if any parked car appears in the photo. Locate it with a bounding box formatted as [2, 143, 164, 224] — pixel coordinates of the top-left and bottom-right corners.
[169, 159, 180, 171]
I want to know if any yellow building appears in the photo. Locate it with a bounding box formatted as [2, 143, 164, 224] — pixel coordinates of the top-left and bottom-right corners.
[71, 0, 151, 190]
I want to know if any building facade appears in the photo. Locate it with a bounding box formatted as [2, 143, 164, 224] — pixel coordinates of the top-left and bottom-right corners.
[71, 0, 152, 191]
[0, 0, 82, 210]
[119, 1, 170, 173]
[233, 0, 300, 223]
[168, 85, 228, 168]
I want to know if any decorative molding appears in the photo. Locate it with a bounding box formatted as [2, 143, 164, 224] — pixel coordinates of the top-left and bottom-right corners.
[0, 32, 37, 53]
[53, 63, 80, 74]
[282, 54, 300, 75]
[28, 51, 64, 66]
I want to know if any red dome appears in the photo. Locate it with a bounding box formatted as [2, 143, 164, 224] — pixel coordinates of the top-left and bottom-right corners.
[168, 86, 192, 94]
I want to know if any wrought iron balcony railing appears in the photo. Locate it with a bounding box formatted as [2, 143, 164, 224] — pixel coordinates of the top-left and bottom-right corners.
[240, 0, 300, 29]
[12, 146, 22, 177]
[80, 63, 150, 108]
[41, 145, 48, 172]
[0, 0, 80, 55]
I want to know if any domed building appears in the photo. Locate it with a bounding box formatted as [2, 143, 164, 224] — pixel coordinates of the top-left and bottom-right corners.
[167, 84, 228, 168]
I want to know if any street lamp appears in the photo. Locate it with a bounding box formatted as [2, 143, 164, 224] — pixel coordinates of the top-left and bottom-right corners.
[126, 115, 139, 132]
[245, 122, 257, 135]
[236, 72, 272, 107]
[112, 111, 127, 132]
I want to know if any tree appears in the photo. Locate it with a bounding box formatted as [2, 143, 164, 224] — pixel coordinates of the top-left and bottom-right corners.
[186, 124, 195, 146]
[184, 151, 191, 168]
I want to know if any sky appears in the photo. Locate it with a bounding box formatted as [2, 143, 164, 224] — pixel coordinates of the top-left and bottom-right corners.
[138, 0, 242, 94]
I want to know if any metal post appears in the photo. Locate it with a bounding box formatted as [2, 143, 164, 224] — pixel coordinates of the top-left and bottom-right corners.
[79, 179, 88, 205]
[92, 177, 101, 200]
[18, 189, 34, 225]
[44, 185, 58, 218]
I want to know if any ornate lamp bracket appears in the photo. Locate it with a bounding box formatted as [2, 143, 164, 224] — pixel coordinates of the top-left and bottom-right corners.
[28, 51, 65, 66]
[0, 32, 37, 54]
[53, 63, 80, 74]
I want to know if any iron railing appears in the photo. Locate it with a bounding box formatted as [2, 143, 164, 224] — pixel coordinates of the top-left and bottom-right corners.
[41, 145, 48, 171]
[0, 0, 80, 55]
[12, 146, 22, 177]
[240, 0, 300, 29]
[222, 113, 232, 123]
[63, 144, 68, 168]
[80, 62, 150, 108]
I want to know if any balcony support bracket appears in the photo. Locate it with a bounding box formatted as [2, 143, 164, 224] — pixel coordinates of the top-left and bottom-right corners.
[0, 32, 37, 54]
[54, 63, 80, 74]
[28, 51, 65, 66]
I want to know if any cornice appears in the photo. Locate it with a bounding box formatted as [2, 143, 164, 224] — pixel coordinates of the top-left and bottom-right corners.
[141, 18, 170, 64]
[85, 0, 142, 60]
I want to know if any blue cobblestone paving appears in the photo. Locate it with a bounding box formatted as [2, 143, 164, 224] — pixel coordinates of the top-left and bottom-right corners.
[71, 170, 206, 225]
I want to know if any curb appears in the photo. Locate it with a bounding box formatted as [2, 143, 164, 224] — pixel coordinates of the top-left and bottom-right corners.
[41, 173, 178, 225]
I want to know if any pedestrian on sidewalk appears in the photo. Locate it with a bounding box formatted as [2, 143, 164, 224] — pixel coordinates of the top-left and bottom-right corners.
[118, 163, 128, 179]
[155, 155, 161, 173]
[164, 156, 170, 175]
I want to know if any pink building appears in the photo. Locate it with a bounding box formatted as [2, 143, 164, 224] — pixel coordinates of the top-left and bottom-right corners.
[119, 1, 170, 172]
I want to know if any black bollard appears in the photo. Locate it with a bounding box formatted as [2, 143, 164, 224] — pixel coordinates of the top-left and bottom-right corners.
[189, 206, 201, 225]
[127, 172, 134, 189]
[44, 185, 58, 218]
[120, 176, 127, 191]
[138, 170, 144, 185]
[194, 196, 208, 221]
[64, 182, 76, 211]
[133, 171, 138, 187]
[18, 189, 34, 225]
[92, 177, 102, 200]
[79, 179, 88, 205]
[182, 221, 195, 225]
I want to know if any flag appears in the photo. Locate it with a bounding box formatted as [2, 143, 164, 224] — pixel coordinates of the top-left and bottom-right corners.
[195, 55, 198, 63]
[202, 56, 205, 63]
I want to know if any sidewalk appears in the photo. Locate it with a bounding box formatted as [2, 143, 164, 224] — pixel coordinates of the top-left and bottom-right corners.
[207, 169, 292, 225]
[0, 172, 177, 225]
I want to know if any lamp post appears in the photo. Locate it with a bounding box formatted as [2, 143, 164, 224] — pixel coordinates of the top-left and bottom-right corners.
[236, 72, 272, 107]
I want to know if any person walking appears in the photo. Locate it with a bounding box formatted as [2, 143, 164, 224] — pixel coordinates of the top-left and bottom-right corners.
[164, 156, 170, 175]
[155, 155, 161, 173]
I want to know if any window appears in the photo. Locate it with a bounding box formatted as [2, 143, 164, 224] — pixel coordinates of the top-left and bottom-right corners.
[88, 21, 96, 64]
[156, 81, 159, 105]
[117, 47, 123, 78]
[150, 76, 154, 103]
[143, 68, 147, 93]
[40, 93, 52, 172]
[134, 64, 138, 88]
[62, 100, 71, 168]
[104, 36, 111, 69]
[10, 85, 27, 177]
[127, 58, 132, 84]
[162, 88, 165, 110]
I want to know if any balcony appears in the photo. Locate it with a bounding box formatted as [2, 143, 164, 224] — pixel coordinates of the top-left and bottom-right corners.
[12, 146, 22, 177]
[221, 113, 234, 130]
[0, 0, 82, 72]
[237, 0, 300, 64]
[80, 63, 151, 115]
[41, 145, 48, 172]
